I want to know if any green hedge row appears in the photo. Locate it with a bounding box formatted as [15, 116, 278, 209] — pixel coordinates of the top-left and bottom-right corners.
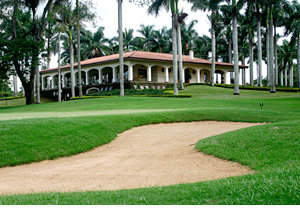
[71, 94, 192, 100]
[214, 84, 300, 92]
[0, 96, 23, 101]
[184, 83, 300, 92]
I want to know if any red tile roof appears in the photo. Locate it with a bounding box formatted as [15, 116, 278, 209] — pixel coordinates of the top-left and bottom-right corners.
[40, 51, 247, 73]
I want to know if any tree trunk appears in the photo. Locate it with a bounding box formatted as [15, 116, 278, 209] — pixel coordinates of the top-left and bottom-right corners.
[211, 20, 216, 86]
[35, 65, 40, 103]
[285, 64, 288, 86]
[256, 3, 263, 87]
[232, 14, 239, 95]
[269, 17, 275, 93]
[58, 32, 62, 102]
[172, 13, 178, 95]
[47, 36, 51, 69]
[13, 73, 18, 97]
[274, 25, 278, 85]
[70, 38, 75, 97]
[118, 0, 124, 97]
[297, 33, 300, 87]
[24, 81, 34, 105]
[280, 69, 283, 86]
[266, 23, 270, 86]
[229, 36, 233, 84]
[242, 54, 245, 86]
[77, 0, 83, 97]
[177, 22, 184, 90]
[249, 31, 254, 86]
[289, 63, 293, 87]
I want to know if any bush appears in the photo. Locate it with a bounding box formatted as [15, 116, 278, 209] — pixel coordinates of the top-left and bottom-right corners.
[90, 89, 170, 96]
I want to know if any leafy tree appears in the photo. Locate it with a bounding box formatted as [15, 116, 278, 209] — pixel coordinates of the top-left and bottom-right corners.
[0, 0, 65, 104]
[188, 0, 223, 86]
[81, 27, 110, 59]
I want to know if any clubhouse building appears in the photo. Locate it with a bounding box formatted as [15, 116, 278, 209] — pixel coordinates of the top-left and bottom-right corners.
[40, 51, 247, 98]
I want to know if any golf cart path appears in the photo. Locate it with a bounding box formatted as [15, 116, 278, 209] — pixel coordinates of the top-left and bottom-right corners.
[0, 109, 187, 121]
[0, 121, 261, 195]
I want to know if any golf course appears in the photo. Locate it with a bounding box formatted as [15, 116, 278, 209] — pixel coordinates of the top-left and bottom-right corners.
[0, 85, 299, 205]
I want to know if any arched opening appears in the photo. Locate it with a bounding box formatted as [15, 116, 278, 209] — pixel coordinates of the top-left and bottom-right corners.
[64, 72, 71, 87]
[53, 74, 58, 89]
[75, 71, 87, 86]
[101, 67, 113, 84]
[133, 64, 148, 81]
[215, 70, 225, 84]
[88, 69, 99, 85]
[184, 68, 197, 83]
[115, 65, 129, 82]
[200, 69, 211, 83]
[43, 76, 50, 89]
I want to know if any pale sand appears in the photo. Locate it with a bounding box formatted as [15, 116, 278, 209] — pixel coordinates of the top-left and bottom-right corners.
[0, 121, 261, 195]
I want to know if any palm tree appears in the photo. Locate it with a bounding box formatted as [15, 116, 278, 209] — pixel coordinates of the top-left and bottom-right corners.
[76, 0, 82, 97]
[148, 0, 179, 95]
[194, 35, 211, 59]
[278, 40, 296, 87]
[220, 6, 233, 83]
[57, 31, 62, 102]
[222, 0, 244, 94]
[118, 0, 124, 97]
[284, 0, 299, 87]
[138, 24, 155, 51]
[56, 0, 94, 97]
[188, 0, 223, 86]
[81, 27, 110, 58]
[57, 1, 76, 97]
[151, 27, 169, 53]
[181, 20, 198, 55]
[243, 1, 256, 86]
[123, 29, 137, 52]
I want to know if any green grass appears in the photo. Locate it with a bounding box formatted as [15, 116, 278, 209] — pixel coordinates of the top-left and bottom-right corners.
[0, 85, 299, 204]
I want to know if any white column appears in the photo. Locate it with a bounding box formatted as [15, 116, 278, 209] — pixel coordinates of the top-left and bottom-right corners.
[196, 69, 201, 83]
[113, 67, 117, 83]
[51, 76, 55, 89]
[41, 76, 44, 90]
[86, 71, 89, 85]
[182, 68, 186, 83]
[289, 65, 293, 87]
[147, 66, 152, 82]
[165, 67, 169, 82]
[128, 65, 133, 81]
[98, 69, 102, 84]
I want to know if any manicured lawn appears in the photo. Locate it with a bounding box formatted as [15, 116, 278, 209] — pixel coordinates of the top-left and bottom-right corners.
[0, 85, 299, 204]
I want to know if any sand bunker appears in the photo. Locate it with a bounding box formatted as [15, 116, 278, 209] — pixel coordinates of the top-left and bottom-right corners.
[0, 121, 261, 195]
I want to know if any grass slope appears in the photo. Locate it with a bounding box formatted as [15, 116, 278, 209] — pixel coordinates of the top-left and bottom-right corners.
[0, 85, 299, 204]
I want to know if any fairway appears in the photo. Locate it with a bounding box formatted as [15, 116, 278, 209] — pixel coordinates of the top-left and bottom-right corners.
[0, 108, 187, 121]
[0, 85, 299, 205]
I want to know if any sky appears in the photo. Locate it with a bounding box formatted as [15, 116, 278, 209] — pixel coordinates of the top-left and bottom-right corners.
[12, 0, 291, 91]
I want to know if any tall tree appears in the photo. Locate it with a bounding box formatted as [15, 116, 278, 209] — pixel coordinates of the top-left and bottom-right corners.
[188, 0, 223, 86]
[0, 0, 65, 104]
[76, 0, 82, 97]
[284, 0, 299, 87]
[148, 0, 179, 95]
[56, 0, 94, 97]
[222, 0, 244, 94]
[81, 27, 110, 58]
[118, 0, 124, 97]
